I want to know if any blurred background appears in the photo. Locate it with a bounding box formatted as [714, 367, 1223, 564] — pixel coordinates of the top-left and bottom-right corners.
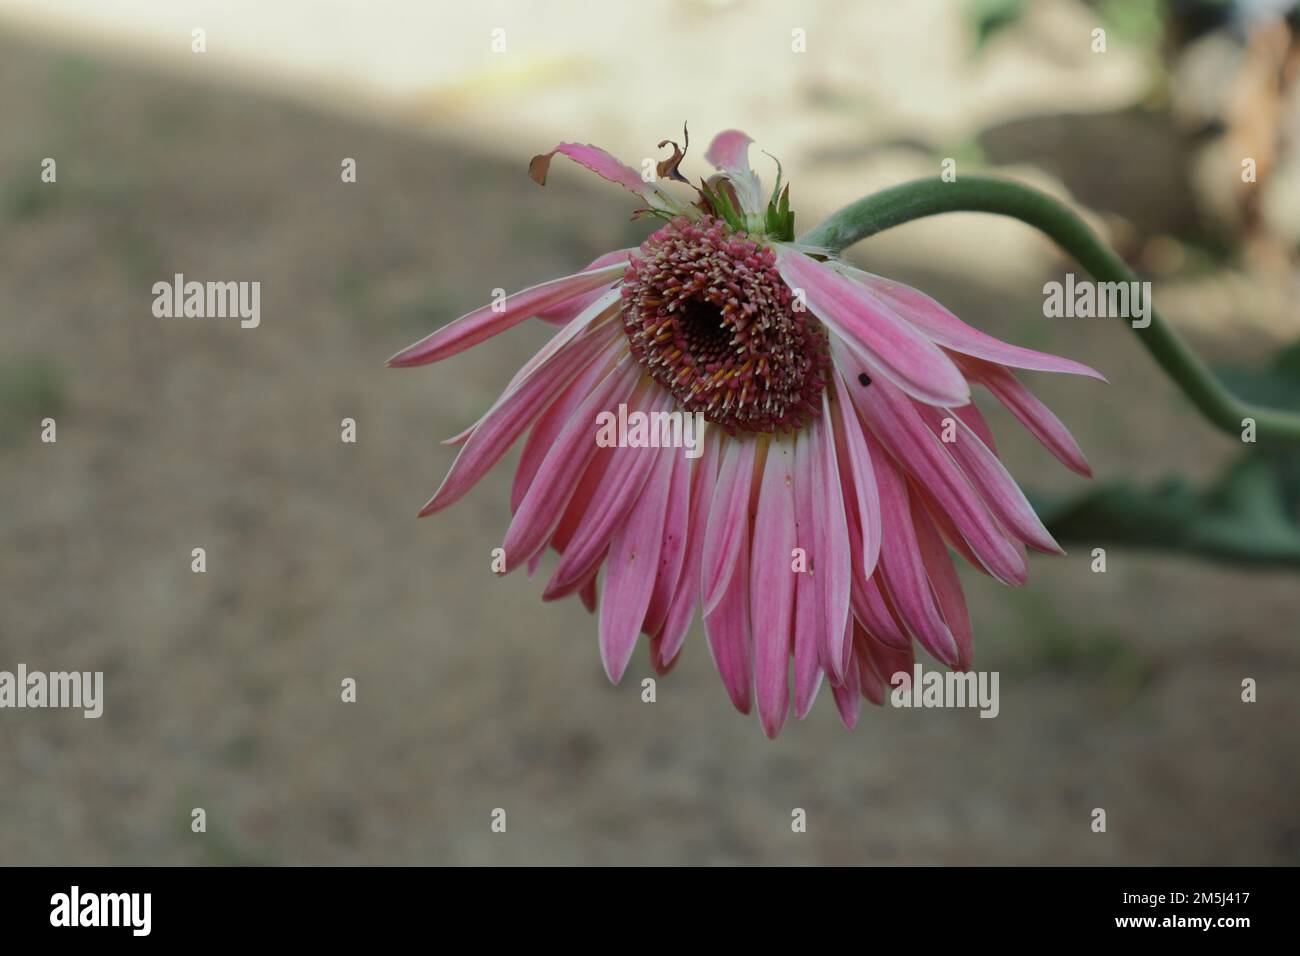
[0, 0, 1297, 865]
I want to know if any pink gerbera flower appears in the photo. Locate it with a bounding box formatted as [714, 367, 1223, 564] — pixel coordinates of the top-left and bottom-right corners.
[390, 129, 1103, 738]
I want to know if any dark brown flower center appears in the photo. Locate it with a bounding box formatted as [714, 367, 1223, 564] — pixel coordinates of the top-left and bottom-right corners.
[619, 215, 829, 433]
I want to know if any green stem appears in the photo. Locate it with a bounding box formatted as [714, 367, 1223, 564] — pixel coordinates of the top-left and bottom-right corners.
[800, 175, 1300, 445]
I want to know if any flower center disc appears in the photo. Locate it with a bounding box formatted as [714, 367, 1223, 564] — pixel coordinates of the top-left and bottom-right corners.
[620, 216, 829, 433]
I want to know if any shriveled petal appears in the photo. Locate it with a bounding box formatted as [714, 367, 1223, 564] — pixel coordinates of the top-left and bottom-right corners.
[749, 438, 796, 738]
[844, 266, 1106, 382]
[955, 354, 1092, 477]
[600, 447, 675, 683]
[388, 266, 623, 367]
[529, 142, 681, 213]
[779, 251, 970, 406]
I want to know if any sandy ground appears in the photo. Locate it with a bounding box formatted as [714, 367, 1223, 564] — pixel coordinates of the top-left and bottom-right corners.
[0, 33, 1297, 865]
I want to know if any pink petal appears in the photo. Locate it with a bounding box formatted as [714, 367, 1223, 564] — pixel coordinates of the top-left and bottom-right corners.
[829, 369, 881, 579]
[419, 328, 621, 517]
[388, 266, 623, 367]
[830, 645, 862, 730]
[916, 404, 1061, 554]
[867, 434, 960, 667]
[814, 398, 854, 680]
[502, 355, 640, 571]
[855, 629, 887, 707]
[956, 354, 1093, 477]
[952, 400, 998, 455]
[535, 250, 635, 325]
[749, 439, 796, 739]
[837, 341, 1027, 587]
[863, 631, 915, 704]
[703, 129, 764, 215]
[578, 569, 598, 614]
[779, 251, 970, 406]
[641, 448, 691, 638]
[910, 494, 975, 671]
[600, 448, 675, 683]
[512, 357, 611, 513]
[546, 389, 667, 593]
[701, 437, 758, 614]
[848, 267, 1106, 381]
[654, 430, 720, 665]
[703, 516, 753, 716]
[792, 432, 825, 718]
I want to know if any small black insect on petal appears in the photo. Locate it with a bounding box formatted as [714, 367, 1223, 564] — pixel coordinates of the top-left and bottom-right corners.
[857, 372, 872, 387]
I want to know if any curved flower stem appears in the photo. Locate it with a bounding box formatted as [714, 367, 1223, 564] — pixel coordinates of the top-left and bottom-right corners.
[801, 175, 1300, 445]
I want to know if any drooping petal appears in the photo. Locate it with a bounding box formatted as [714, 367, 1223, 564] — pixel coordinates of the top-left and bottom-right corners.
[916, 404, 1062, 554]
[814, 395, 854, 680]
[792, 431, 825, 718]
[546, 388, 668, 593]
[749, 438, 796, 738]
[855, 628, 887, 706]
[778, 250, 970, 406]
[909, 488, 975, 671]
[654, 428, 721, 665]
[600, 447, 675, 682]
[830, 371, 882, 579]
[419, 327, 622, 517]
[703, 496, 754, 716]
[512, 346, 617, 514]
[843, 265, 1106, 381]
[535, 249, 635, 325]
[830, 645, 862, 730]
[388, 267, 623, 367]
[502, 355, 640, 571]
[952, 400, 998, 455]
[836, 340, 1027, 587]
[955, 354, 1093, 477]
[641, 446, 691, 638]
[867, 433, 961, 667]
[862, 629, 915, 704]
[701, 437, 759, 614]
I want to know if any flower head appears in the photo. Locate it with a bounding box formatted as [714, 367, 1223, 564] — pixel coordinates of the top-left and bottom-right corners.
[391, 129, 1103, 738]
